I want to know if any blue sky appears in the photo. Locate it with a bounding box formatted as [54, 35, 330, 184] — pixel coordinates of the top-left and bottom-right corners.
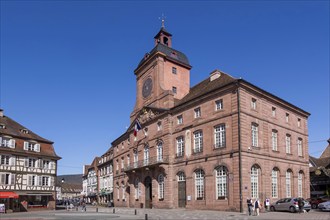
[1, 1, 329, 175]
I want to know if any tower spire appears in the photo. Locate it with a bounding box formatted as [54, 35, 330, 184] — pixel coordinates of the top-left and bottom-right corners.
[159, 13, 166, 28]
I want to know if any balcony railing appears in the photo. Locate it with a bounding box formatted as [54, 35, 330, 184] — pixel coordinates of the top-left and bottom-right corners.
[123, 155, 169, 172]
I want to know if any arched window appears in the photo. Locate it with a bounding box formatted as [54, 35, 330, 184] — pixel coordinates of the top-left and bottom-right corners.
[121, 181, 126, 200]
[286, 170, 292, 197]
[157, 142, 163, 162]
[135, 178, 140, 200]
[158, 174, 164, 199]
[298, 171, 303, 198]
[144, 145, 149, 165]
[271, 168, 279, 198]
[195, 169, 205, 200]
[177, 172, 185, 182]
[215, 166, 227, 199]
[251, 165, 260, 198]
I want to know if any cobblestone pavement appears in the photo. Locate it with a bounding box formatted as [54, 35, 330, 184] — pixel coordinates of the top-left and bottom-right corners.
[0, 206, 329, 220]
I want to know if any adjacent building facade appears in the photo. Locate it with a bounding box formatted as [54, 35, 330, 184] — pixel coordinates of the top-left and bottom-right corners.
[110, 26, 311, 212]
[0, 109, 61, 212]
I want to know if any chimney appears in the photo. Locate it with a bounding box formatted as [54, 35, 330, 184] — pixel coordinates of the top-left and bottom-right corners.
[0, 109, 3, 117]
[210, 70, 222, 81]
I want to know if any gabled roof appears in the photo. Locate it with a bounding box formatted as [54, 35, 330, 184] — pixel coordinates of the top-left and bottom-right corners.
[0, 115, 53, 143]
[174, 71, 237, 107]
[320, 139, 330, 159]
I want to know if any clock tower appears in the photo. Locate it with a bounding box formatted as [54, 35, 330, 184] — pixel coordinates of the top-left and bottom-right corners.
[130, 26, 192, 122]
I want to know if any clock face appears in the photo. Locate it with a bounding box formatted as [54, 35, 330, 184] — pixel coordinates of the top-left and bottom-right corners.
[142, 78, 153, 98]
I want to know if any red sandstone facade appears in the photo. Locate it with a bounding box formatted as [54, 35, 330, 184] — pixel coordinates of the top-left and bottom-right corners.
[111, 27, 310, 212]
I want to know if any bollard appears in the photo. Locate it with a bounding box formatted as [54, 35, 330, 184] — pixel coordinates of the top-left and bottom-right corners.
[96, 207, 98, 212]
[145, 213, 148, 220]
[135, 209, 137, 215]
[113, 208, 115, 213]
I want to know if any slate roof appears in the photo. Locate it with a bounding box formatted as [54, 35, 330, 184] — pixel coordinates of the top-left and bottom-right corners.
[136, 43, 191, 71]
[174, 71, 237, 107]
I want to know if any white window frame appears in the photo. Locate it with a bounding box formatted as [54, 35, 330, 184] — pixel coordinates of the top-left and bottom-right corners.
[195, 169, 204, 200]
[133, 150, 138, 168]
[272, 130, 278, 151]
[214, 124, 226, 148]
[298, 172, 303, 198]
[157, 142, 163, 162]
[272, 107, 276, 117]
[177, 115, 183, 125]
[215, 99, 223, 111]
[271, 169, 278, 198]
[251, 98, 257, 110]
[286, 135, 291, 154]
[193, 130, 203, 153]
[251, 165, 259, 199]
[157, 121, 162, 131]
[298, 138, 303, 156]
[285, 171, 292, 197]
[158, 174, 164, 199]
[144, 146, 149, 165]
[194, 107, 201, 118]
[251, 124, 258, 147]
[215, 166, 227, 199]
[176, 136, 184, 157]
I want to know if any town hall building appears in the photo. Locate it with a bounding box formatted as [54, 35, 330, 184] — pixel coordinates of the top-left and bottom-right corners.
[110, 25, 310, 212]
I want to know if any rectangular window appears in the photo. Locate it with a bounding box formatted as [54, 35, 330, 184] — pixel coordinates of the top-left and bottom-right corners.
[298, 118, 301, 127]
[272, 130, 278, 151]
[127, 155, 130, 167]
[214, 124, 226, 148]
[172, 67, 177, 74]
[215, 99, 223, 111]
[177, 115, 183, 125]
[286, 135, 291, 154]
[272, 107, 276, 117]
[251, 98, 257, 110]
[271, 170, 278, 198]
[286, 171, 291, 197]
[251, 124, 258, 147]
[193, 131, 203, 153]
[286, 113, 289, 123]
[194, 107, 201, 118]
[195, 171, 204, 199]
[298, 173, 303, 198]
[133, 151, 138, 168]
[157, 121, 162, 131]
[42, 176, 49, 186]
[176, 136, 184, 157]
[216, 167, 227, 199]
[297, 138, 303, 156]
[0, 155, 10, 165]
[0, 137, 15, 148]
[172, 87, 177, 94]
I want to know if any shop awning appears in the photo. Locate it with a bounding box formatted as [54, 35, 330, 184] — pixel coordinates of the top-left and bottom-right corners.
[0, 191, 19, 199]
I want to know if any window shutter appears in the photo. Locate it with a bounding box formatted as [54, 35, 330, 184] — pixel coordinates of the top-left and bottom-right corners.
[9, 139, 15, 148]
[35, 144, 40, 152]
[0, 174, 4, 184]
[50, 176, 54, 186]
[50, 161, 54, 170]
[25, 158, 29, 167]
[38, 159, 42, 168]
[24, 142, 29, 150]
[10, 156, 16, 166]
[0, 137, 2, 147]
[10, 174, 15, 185]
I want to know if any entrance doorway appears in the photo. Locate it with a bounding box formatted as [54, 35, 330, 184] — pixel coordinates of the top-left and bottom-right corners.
[144, 176, 152, 208]
[177, 172, 186, 208]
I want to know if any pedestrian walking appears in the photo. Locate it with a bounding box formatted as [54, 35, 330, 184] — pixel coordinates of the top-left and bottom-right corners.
[254, 198, 261, 216]
[247, 197, 253, 216]
[298, 198, 304, 213]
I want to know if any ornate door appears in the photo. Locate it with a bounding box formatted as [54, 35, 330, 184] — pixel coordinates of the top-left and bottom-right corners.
[144, 176, 152, 208]
[178, 181, 186, 208]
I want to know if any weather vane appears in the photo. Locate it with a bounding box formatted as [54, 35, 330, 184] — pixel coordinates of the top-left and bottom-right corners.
[159, 13, 166, 28]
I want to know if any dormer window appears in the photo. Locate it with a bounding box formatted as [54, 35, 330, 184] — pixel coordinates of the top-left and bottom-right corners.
[24, 141, 40, 152]
[0, 124, 5, 129]
[20, 129, 29, 134]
